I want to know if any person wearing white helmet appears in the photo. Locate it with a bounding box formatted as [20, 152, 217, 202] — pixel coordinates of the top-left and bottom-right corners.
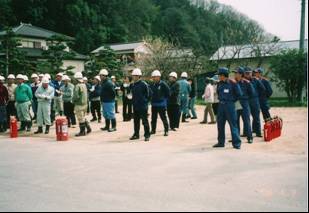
[5, 74, 17, 127]
[120, 76, 133, 122]
[89, 76, 102, 123]
[23, 75, 30, 87]
[15, 74, 33, 132]
[44, 73, 51, 80]
[0, 76, 9, 132]
[52, 72, 64, 118]
[83, 76, 92, 115]
[72, 72, 91, 136]
[30, 73, 40, 121]
[99, 69, 117, 132]
[111, 76, 120, 114]
[130, 68, 151, 142]
[60, 75, 76, 128]
[167, 72, 181, 131]
[149, 70, 170, 137]
[178, 72, 191, 123]
[187, 78, 198, 120]
[34, 77, 55, 134]
[38, 74, 45, 82]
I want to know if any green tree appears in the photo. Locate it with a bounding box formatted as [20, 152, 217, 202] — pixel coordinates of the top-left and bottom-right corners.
[0, 27, 30, 76]
[41, 35, 75, 76]
[270, 49, 307, 102]
[88, 47, 122, 79]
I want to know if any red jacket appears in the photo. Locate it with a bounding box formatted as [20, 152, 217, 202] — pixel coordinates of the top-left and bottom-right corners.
[0, 84, 9, 106]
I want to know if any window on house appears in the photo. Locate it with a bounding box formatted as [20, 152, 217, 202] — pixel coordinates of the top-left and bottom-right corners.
[34, 41, 41, 49]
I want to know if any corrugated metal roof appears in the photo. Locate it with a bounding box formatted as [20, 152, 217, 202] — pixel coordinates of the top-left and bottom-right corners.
[210, 40, 308, 60]
[0, 23, 74, 40]
[91, 42, 145, 54]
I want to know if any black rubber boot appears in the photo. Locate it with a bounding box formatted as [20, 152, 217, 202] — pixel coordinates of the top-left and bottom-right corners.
[45, 125, 50, 134]
[34, 126, 43, 134]
[75, 123, 86, 137]
[18, 121, 26, 131]
[213, 143, 225, 148]
[101, 119, 110, 131]
[182, 114, 189, 123]
[26, 121, 32, 132]
[85, 121, 92, 134]
[130, 135, 140, 140]
[108, 119, 117, 132]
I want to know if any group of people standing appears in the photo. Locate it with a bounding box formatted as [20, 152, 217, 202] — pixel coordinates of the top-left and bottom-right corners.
[0, 65, 272, 149]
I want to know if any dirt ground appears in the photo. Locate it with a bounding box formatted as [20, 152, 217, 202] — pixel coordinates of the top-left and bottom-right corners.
[0, 106, 307, 212]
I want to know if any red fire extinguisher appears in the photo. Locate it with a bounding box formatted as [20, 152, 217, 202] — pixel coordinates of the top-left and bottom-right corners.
[264, 120, 273, 142]
[55, 116, 69, 141]
[10, 116, 18, 138]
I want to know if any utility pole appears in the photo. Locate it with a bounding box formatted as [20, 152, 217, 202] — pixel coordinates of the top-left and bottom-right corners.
[300, 0, 306, 50]
[299, 0, 307, 102]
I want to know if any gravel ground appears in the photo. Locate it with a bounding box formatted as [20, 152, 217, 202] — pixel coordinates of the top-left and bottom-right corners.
[0, 106, 307, 212]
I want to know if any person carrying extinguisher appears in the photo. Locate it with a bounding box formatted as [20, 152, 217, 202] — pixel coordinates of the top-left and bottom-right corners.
[34, 77, 54, 134]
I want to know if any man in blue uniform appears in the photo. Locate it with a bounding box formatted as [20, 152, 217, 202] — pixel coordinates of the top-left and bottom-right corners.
[244, 67, 265, 137]
[130, 68, 151, 142]
[150, 70, 170, 137]
[213, 67, 242, 149]
[254, 68, 273, 121]
[234, 67, 254, 144]
[99, 69, 117, 132]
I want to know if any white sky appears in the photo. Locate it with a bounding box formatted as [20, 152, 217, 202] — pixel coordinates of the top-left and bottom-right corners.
[217, 0, 308, 41]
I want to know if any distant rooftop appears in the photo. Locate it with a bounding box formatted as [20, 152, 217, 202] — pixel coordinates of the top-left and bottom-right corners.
[91, 42, 146, 54]
[0, 23, 74, 40]
[210, 40, 308, 61]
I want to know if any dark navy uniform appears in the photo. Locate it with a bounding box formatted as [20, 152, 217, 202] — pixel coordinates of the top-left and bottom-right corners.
[215, 68, 243, 149]
[131, 80, 151, 140]
[167, 81, 181, 130]
[100, 78, 116, 132]
[235, 67, 254, 143]
[150, 80, 170, 136]
[255, 68, 273, 120]
[248, 77, 265, 136]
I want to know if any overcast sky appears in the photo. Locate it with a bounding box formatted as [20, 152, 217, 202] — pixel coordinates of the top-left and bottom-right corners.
[217, 0, 308, 41]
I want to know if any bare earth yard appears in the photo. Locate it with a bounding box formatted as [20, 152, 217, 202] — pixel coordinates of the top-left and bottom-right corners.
[0, 106, 307, 212]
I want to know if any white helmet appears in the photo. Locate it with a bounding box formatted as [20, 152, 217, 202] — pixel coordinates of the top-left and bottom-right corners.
[56, 72, 64, 77]
[7, 74, 15, 79]
[152, 70, 161, 77]
[94, 76, 101, 82]
[111, 76, 116, 79]
[23, 75, 29, 81]
[74, 72, 83, 79]
[41, 77, 50, 84]
[132, 68, 142, 76]
[16, 74, 24, 79]
[99, 69, 109, 76]
[44, 73, 51, 80]
[0, 76, 5, 81]
[83, 77, 88, 81]
[31, 73, 39, 79]
[181, 72, 188, 78]
[38, 74, 44, 78]
[169, 72, 178, 79]
[62, 75, 70, 81]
